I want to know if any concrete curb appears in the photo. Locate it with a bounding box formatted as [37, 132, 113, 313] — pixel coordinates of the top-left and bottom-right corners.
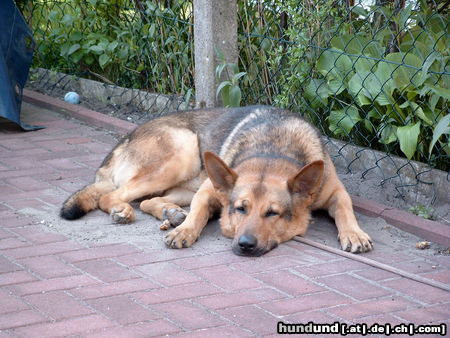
[23, 89, 450, 247]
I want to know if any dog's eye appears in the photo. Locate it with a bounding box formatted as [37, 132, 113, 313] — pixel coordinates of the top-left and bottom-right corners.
[235, 206, 246, 214]
[265, 210, 279, 217]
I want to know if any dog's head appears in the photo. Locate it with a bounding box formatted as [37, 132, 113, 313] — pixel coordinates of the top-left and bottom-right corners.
[204, 152, 324, 256]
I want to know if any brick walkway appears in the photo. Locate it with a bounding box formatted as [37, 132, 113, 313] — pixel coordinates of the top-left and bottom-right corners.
[0, 103, 449, 337]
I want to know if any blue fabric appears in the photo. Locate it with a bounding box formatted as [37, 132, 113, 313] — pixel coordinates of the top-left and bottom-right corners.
[0, 0, 42, 130]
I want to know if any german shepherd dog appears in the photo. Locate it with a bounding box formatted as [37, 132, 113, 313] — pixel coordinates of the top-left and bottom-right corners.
[61, 106, 372, 256]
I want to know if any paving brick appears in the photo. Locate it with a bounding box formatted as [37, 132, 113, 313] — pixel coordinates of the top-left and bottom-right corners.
[0, 229, 14, 240]
[85, 320, 181, 338]
[151, 300, 225, 330]
[75, 258, 140, 283]
[43, 158, 85, 170]
[64, 137, 92, 145]
[192, 265, 264, 291]
[390, 260, 441, 274]
[295, 259, 367, 278]
[0, 255, 21, 273]
[174, 325, 254, 337]
[217, 304, 279, 335]
[420, 270, 450, 284]
[5, 177, 50, 192]
[1, 215, 36, 228]
[0, 237, 30, 250]
[0, 184, 22, 196]
[2, 240, 83, 259]
[61, 243, 141, 262]
[11, 227, 68, 244]
[12, 314, 115, 337]
[282, 309, 341, 325]
[0, 139, 36, 151]
[0, 289, 29, 314]
[327, 295, 417, 320]
[382, 278, 450, 305]
[69, 278, 159, 300]
[115, 248, 201, 266]
[18, 255, 81, 279]
[136, 262, 201, 287]
[0, 167, 52, 180]
[0, 271, 37, 287]
[317, 274, 391, 300]
[260, 291, 353, 316]
[11, 274, 98, 296]
[5, 198, 54, 213]
[24, 291, 93, 320]
[133, 282, 223, 305]
[231, 254, 323, 274]
[87, 295, 160, 324]
[395, 303, 450, 323]
[196, 288, 286, 310]
[172, 251, 248, 270]
[0, 310, 46, 330]
[358, 313, 406, 326]
[353, 267, 398, 281]
[255, 270, 325, 296]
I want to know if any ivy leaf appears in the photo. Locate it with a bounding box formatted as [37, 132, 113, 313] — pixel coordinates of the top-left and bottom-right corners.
[99, 54, 111, 69]
[396, 122, 421, 159]
[328, 106, 361, 137]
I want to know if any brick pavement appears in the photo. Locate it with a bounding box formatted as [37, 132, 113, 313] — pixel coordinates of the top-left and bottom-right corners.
[0, 103, 449, 337]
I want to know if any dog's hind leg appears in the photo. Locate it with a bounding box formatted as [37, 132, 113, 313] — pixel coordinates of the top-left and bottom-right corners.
[140, 188, 195, 227]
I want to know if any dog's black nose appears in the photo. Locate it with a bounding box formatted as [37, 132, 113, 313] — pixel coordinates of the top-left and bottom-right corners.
[238, 234, 257, 253]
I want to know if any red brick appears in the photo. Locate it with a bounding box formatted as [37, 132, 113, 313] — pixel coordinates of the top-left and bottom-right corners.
[192, 265, 264, 291]
[318, 274, 391, 300]
[43, 158, 85, 170]
[2, 240, 83, 259]
[260, 290, 353, 316]
[390, 260, 441, 274]
[217, 304, 279, 335]
[0, 255, 21, 273]
[175, 325, 254, 337]
[353, 267, 398, 281]
[11, 227, 67, 244]
[136, 262, 201, 287]
[360, 313, 406, 326]
[74, 259, 140, 283]
[5, 177, 50, 192]
[84, 320, 181, 338]
[0, 215, 36, 228]
[173, 251, 248, 270]
[19, 255, 81, 279]
[327, 296, 416, 320]
[283, 310, 341, 325]
[12, 314, 115, 337]
[88, 295, 159, 324]
[5, 198, 53, 213]
[0, 271, 37, 287]
[69, 278, 159, 300]
[255, 270, 325, 296]
[60, 243, 141, 262]
[395, 303, 449, 323]
[231, 254, 323, 274]
[196, 288, 286, 310]
[382, 278, 450, 304]
[11, 274, 98, 296]
[0, 139, 35, 151]
[64, 137, 92, 144]
[115, 248, 201, 266]
[0, 310, 46, 330]
[295, 259, 367, 278]
[0, 229, 14, 240]
[151, 300, 225, 330]
[0, 289, 29, 314]
[24, 291, 93, 320]
[0, 237, 30, 250]
[420, 270, 450, 284]
[0, 167, 51, 180]
[133, 282, 222, 305]
[0, 185, 22, 195]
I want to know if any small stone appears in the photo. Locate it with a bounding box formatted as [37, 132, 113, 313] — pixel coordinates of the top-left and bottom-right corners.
[415, 241, 430, 250]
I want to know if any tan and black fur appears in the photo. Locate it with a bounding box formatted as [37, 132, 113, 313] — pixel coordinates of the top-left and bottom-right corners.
[61, 106, 372, 256]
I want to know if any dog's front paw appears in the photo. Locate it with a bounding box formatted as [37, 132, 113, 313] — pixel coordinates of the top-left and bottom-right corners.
[338, 230, 373, 253]
[110, 203, 135, 224]
[164, 226, 199, 249]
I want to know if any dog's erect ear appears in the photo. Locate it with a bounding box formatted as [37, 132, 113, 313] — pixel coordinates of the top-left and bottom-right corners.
[287, 160, 324, 196]
[204, 152, 238, 192]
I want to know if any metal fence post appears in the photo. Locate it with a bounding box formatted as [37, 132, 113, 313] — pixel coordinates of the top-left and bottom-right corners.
[193, 0, 238, 108]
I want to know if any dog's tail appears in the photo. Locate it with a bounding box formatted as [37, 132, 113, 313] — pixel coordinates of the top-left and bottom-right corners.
[60, 181, 115, 220]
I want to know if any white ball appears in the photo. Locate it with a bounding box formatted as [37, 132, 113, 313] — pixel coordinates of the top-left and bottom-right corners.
[64, 92, 80, 104]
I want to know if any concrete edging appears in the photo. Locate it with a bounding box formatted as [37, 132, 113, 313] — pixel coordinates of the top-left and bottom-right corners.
[23, 89, 450, 247]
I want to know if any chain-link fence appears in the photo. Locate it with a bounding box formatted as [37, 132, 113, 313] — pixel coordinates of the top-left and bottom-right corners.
[18, 0, 449, 214]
